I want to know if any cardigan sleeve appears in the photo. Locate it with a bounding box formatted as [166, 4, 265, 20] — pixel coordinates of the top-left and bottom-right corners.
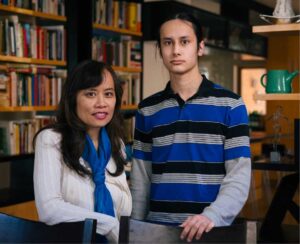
[33, 129, 119, 242]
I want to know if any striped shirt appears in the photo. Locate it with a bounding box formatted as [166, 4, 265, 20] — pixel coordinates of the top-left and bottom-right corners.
[131, 76, 251, 226]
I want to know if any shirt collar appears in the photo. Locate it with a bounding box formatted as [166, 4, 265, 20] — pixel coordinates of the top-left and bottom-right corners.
[162, 75, 214, 99]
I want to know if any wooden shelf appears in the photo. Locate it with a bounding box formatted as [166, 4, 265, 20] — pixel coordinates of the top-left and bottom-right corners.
[0, 106, 57, 112]
[121, 104, 138, 110]
[112, 66, 142, 73]
[93, 23, 142, 36]
[252, 23, 300, 36]
[0, 4, 66, 21]
[0, 55, 66, 66]
[254, 93, 300, 101]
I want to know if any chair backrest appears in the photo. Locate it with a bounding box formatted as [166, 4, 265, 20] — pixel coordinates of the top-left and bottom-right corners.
[119, 216, 248, 243]
[259, 172, 299, 242]
[0, 212, 97, 243]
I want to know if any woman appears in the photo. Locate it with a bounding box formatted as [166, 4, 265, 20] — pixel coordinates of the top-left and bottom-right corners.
[34, 60, 132, 242]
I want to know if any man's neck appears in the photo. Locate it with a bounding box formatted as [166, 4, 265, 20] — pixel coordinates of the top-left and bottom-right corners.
[170, 70, 203, 101]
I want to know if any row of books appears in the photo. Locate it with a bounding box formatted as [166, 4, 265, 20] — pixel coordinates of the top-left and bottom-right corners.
[0, 15, 66, 60]
[0, 115, 53, 155]
[118, 72, 140, 106]
[0, 64, 66, 107]
[92, 34, 141, 68]
[0, 115, 134, 156]
[93, 0, 141, 32]
[0, 0, 65, 16]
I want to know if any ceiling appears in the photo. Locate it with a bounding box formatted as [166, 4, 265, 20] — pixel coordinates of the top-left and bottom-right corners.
[254, 0, 300, 15]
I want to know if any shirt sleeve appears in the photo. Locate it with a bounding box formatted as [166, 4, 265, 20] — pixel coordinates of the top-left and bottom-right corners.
[202, 98, 251, 226]
[201, 157, 251, 226]
[130, 109, 152, 220]
[33, 129, 119, 242]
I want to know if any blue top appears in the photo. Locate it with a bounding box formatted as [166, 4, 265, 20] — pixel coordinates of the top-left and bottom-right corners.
[132, 75, 251, 225]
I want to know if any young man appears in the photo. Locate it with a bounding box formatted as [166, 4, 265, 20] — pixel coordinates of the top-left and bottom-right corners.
[131, 13, 251, 242]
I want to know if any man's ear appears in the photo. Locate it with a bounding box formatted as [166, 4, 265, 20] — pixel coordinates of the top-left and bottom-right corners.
[197, 40, 205, 56]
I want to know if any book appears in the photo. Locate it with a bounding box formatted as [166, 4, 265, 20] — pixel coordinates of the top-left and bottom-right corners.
[0, 73, 10, 106]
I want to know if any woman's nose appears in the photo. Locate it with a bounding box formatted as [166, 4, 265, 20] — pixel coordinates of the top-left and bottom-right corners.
[95, 95, 107, 107]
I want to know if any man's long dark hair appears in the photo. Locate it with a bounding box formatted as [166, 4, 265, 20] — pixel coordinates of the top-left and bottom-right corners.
[33, 60, 126, 177]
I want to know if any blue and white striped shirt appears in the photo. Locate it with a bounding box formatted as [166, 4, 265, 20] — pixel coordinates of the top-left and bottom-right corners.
[131, 76, 251, 225]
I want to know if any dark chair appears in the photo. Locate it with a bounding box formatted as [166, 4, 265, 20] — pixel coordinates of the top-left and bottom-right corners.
[259, 172, 299, 243]
[119, 216, 248, 243]
[0, 212, 97, 243]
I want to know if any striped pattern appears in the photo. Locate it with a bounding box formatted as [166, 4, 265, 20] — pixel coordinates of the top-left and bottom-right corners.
[152, 173, 225, 184]
[133, 76, 250, 224]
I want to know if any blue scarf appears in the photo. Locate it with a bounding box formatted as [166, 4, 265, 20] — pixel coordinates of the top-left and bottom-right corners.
[82, 128, 115, 217]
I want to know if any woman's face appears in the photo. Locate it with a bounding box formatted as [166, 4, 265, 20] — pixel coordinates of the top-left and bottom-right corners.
[76, 69, 116, 136]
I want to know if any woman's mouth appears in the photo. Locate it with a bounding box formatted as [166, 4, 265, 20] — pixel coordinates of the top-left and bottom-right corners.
[93, 112, 108, 120]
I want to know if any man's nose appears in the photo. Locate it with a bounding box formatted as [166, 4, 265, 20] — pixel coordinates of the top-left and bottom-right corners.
[173, 42, 181, 56]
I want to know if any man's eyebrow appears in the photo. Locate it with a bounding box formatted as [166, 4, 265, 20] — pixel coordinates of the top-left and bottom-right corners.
[162, 36, 190, 39]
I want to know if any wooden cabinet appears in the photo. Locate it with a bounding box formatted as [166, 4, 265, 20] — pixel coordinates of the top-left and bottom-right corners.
[143, 0, 268, 57]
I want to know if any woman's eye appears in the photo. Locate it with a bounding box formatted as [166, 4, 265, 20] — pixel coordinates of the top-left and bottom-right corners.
[85, 91, 96, 97]
[105, 91, 115, 97]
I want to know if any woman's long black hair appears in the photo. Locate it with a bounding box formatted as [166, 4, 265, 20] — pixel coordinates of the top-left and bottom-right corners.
[34, 60, 126, 177]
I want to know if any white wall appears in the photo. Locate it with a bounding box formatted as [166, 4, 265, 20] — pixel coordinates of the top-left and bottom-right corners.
[143, 41, 169, 98]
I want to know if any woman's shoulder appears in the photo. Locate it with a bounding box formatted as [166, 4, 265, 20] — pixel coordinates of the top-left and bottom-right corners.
[36, 128, 61, 146]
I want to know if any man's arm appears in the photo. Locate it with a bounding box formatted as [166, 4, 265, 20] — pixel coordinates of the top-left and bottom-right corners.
[202, 98, 251, 226]
[130, 109, 153, 220]
[130, 158, 152, 220]
[201, 157, 251, 226]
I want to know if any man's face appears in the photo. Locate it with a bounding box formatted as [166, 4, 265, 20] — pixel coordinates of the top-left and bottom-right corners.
[159, 19, 204, 75]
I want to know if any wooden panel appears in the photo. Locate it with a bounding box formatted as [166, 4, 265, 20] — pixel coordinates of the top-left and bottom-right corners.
[252, 23, 300, 36]
[254, 93, 300, 101]
[0, 4, 66, 21]
[93, 23, 142, 36]
[0, 201, 38, 221]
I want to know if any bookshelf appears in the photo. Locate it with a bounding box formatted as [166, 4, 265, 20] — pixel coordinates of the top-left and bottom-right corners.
[92, 0, 142, 109]
[0, 2, 67, 128]
[252, 23, 300, 168]
[0, 1, 67, 207]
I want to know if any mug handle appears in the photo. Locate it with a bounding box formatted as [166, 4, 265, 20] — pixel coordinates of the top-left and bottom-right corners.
[260, 74, 267, 88]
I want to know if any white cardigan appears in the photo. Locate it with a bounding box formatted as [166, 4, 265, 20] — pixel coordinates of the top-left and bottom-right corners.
[33, 129, 132, 243]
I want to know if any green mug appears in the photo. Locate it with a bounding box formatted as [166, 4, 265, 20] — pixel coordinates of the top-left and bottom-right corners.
[260, 70, 299, 93]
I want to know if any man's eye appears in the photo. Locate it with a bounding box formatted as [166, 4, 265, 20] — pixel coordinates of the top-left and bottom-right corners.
[181, 39, 189, 45]
[163, 40, 171, 46]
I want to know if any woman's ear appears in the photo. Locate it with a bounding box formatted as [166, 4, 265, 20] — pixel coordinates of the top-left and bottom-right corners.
[197, 40, 205, 56]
